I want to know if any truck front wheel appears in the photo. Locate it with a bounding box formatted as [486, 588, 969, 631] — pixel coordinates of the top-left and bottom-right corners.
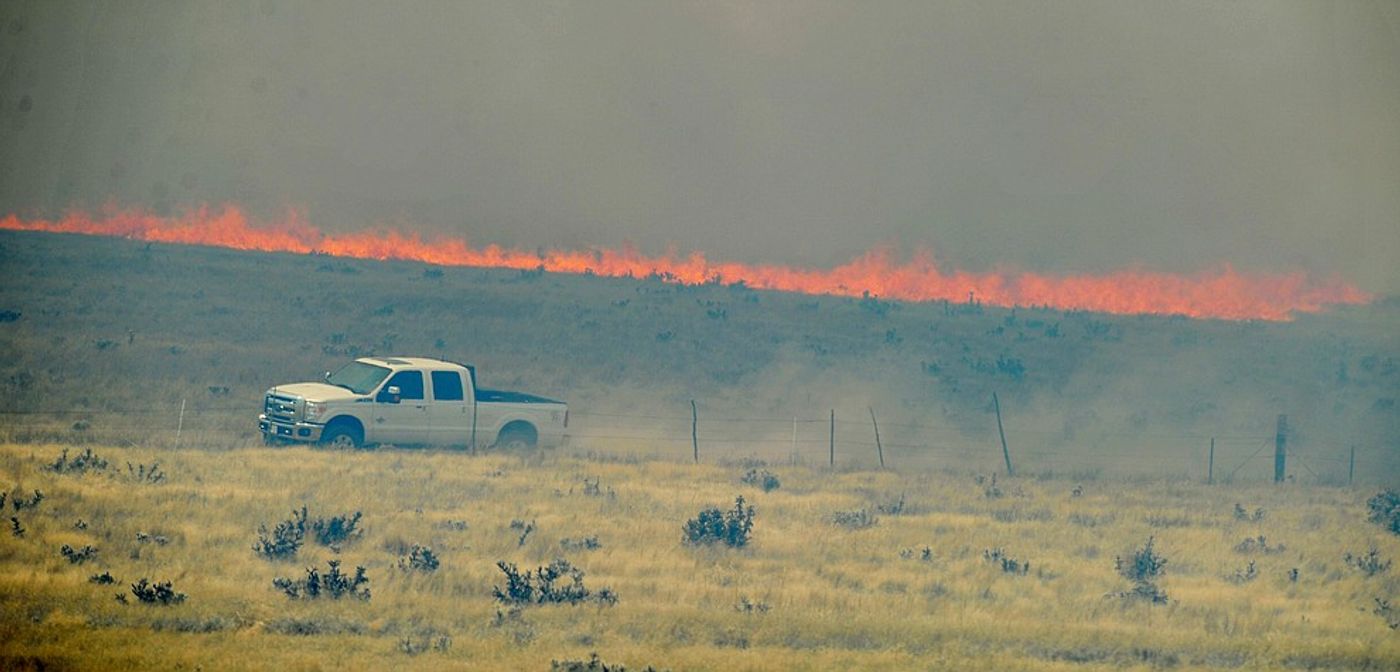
[321, 421, 364, 450]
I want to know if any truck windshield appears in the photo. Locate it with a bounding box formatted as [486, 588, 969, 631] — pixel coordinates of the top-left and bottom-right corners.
[326, 361, 391, 395]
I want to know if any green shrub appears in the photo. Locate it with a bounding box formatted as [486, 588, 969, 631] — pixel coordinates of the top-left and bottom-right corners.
[683, 496, 754, 548]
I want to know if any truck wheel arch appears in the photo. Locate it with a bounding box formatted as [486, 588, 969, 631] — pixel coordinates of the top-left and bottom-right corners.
[321, 416, 366, 449]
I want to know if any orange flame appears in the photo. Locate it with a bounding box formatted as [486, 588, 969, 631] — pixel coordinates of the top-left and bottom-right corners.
[0, 204, 1371, 321]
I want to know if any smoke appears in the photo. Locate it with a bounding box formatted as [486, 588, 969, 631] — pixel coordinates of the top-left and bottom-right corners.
[0, 204, 1371, 320]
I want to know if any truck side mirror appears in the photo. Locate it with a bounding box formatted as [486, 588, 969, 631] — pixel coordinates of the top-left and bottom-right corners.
[378, 385, 401, 404]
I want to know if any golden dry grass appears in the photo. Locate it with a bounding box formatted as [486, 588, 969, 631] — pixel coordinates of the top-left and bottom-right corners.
[1, 442, 1397, 671]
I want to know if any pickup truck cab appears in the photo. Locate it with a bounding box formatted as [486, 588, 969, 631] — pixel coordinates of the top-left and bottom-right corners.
[258, 357, 568, 450]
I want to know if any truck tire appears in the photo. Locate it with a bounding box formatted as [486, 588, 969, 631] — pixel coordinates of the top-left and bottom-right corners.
[495, 424, 537, 450]
[321, 421, 364, 450]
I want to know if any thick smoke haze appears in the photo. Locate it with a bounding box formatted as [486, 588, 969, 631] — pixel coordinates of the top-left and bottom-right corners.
[1, 1, 1397, 293]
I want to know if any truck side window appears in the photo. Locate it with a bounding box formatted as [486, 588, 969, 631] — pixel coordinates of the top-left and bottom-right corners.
[430, 371, 464, 401]
[384, 371, 424, 400]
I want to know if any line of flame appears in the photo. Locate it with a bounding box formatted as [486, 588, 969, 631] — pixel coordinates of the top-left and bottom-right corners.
[0, 204, 1371, 321]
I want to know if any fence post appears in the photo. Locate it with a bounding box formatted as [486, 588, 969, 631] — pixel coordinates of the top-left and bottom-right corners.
[1208, 437, 1215, 484]
[993, 392, 1013, 476]
[1274, 414, 1287, 483]
[829, 410, 835, 469]
[869, 407, 885, 469]
[691, 400, 698, 464]
[175, 398, 186, 450]
[791, 417, 798, 464]
[1349, 445, 1355, 486]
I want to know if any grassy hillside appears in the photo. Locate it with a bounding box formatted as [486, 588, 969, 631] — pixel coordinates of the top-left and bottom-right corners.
[1, 443, 1398, 670]
[0, 230, 1396, 481]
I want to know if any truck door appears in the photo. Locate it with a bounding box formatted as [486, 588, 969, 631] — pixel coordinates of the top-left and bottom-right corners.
[425, 369, 472, 446]
[372, 370, 429, 444]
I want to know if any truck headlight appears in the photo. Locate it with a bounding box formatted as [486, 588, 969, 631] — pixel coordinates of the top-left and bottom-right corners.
[304, 401, 327, 422]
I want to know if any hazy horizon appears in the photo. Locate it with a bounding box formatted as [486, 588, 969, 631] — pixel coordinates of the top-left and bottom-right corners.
[1, 1, 1397, 294]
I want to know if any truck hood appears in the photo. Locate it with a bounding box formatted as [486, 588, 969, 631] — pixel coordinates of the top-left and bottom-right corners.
[268, 382, 364, 402]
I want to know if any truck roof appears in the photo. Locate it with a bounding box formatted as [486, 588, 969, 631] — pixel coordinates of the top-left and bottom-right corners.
[358, 356, 469, 370]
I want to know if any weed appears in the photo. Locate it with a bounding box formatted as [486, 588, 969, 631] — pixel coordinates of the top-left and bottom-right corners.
[124, 461, 166, 484]
[740, 468, 780, 492]
[136, 531, 170, 546]
[983, 547, 1030, 575]
[129, 578, 186, 605]
[1375, 598, 1400, 630]
[73, 519, 87, 530]
[47, 448, 108, 475]
[682, 496, 755, 548]
[1234, 503, 1265, 522]
[492, 559, 614, 607]
[876, 493, 906, 515]
[60, 544, 98, 564]
[560, 536, 601, 552]
[900, 546, 934, 562]
[1233, 535, 1285, 554]
[1225, 561, 1258, 584]
[398, 544, 440, 572]
[9, 516, 22, 537]
[978, 473, 1004, 499]
[253, 506, 307, 560]
[89, 571, 116, 585]
[734, 596, 771, 613]
[273, 560, 371, 600]
[830, 508, 878, 530]
[1366, 489, 1400, 536]
[437, 519, 468, 531]
[1343, 547, 1392, 577]
[511, 518, 536, 547]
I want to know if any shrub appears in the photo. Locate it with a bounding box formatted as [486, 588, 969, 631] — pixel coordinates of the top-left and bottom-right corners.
[311, 511, 362, 547]
[876, 493, 906, 515]
[492, 559, 614, 607]
[8, 489, 43, 511]
[899, 546, 934, 562]
[1116, 536, 1167, 583]
[830, 508, 878, 530]
[399, 630, 452, 656]
[682, 496, 755, 548]
[253, 506, 307, 560]
[1344, 547, 1392, 577]
[551, 652, 664, 672]
[511, 518, 537, 546]
[740, 469, 780, 492]
[1366, 490, 1400, 535]
[129, 578, 186, 605]
[273, 560, 371, 600]
[399, 544, 440, 572]
[9, 517, 22, 537]
[89, 571, 116, 585]
[60, 544, 98, 564]
[1375, 598, 1400, 630]
[47, 448, 108, 475]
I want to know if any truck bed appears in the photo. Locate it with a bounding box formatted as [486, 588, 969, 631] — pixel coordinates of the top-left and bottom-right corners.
[476, 388, 565, 405]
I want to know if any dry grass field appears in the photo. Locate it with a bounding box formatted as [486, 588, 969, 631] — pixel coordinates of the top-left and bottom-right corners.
[2, 441, 1398, 670]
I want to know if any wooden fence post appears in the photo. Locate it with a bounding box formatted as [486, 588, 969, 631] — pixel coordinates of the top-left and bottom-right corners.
[1349, 445, 1355, 486]
[869, 407, 885, 469]
[829, 410, 835, 469]
[993, 392, 1013, 476]
[691, 400, 698, 464]
[1208, 437, 1215, 484]
[1274, 414, 1287, 483]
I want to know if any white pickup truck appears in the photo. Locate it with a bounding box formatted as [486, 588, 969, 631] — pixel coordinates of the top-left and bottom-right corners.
[258, 357, 568, 450]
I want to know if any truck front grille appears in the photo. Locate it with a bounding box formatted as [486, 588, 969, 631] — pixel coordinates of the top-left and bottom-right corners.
[264, 394, 300, 423]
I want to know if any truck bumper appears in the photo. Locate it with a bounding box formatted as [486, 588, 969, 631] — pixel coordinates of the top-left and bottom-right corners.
[258, 415, 325, 443]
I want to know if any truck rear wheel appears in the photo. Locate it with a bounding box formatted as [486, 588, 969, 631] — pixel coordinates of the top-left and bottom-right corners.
[495, 424, 537, 450]
[321, 422, 364, 450]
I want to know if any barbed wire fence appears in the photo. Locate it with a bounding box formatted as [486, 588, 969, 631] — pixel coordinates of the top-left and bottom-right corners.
[0, 399, 1372, 485]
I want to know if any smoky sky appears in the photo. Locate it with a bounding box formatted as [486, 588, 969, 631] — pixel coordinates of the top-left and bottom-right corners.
[1, 1, 1397, 293]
